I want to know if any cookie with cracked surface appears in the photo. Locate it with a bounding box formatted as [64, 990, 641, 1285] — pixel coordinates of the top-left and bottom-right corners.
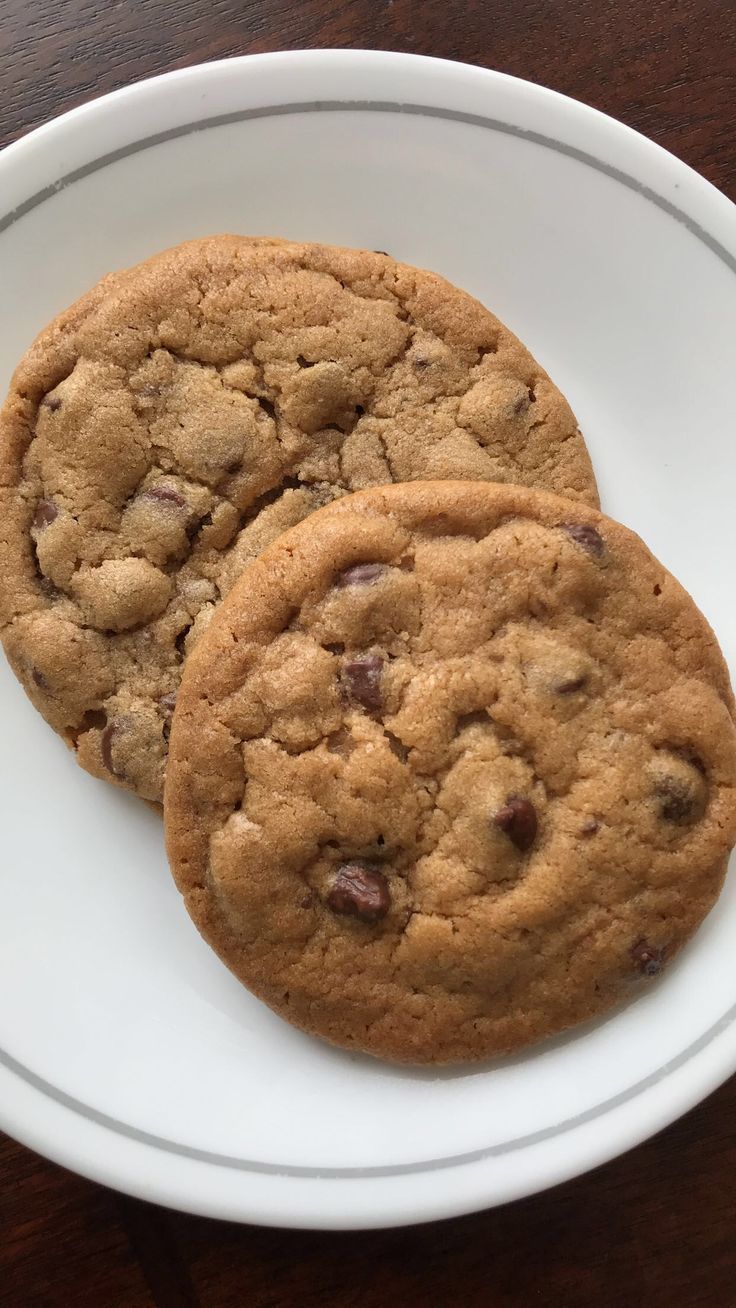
[164, 480, 736, 1064]
[0, 236, 597, 802]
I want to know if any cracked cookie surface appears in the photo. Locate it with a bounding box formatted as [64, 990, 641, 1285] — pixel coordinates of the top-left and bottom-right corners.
[0, 236, 597, 801]
[164, 481, 736, 1064]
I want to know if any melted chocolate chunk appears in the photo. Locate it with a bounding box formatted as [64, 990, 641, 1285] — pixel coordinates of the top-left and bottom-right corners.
[33, 500, 58, 529]
[341, 654, 384, 713]
[655, 775, 704, 824]
[145, 486, 186, 507]
[631, 938, 665, 977]
[494, 795, 538, 852]
[555, 674, 588, 695]
[327, 863, 391, 922]
[101, 724, 118, 775]
[337, 563, 385, 587]
[560, 522, 604, 558]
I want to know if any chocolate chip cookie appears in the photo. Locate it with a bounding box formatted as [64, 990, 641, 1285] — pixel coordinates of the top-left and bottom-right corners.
[164, 481, 736, 1064]
[0, 236, 597, 802]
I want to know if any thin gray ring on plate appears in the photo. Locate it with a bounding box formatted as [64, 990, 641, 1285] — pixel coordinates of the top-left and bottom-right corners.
[1, 97, 734, 1179]
[1, 1004, 734, 1178]
[2, 100, 736, 276]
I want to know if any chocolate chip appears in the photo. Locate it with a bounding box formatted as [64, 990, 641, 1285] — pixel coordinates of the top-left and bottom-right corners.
[341, 654, 383, 712]
[145, 486, 186, 507]
[493, 795, 538, 852]
[580, 817, 599, 837]
[43, 396, 62, 411]
[101, 724, 118, 774]
[373, 249, 390, 256]
[413, 356, 430, 371]
[513, 393, 530, 415]
[650, 747, 708, 825]
[560, 522, 604, 558]
[337, 563, 385, 587]
[33, 499, 58, 529]
[31, 667, 49, 690]
[138, 383, 162, 398]
[327, 863, 391, 922]
[655, 777, 699, 824]
[631, 938, 665, 977]
[555, 674, 588, 695]
[300, 892, 314, 909]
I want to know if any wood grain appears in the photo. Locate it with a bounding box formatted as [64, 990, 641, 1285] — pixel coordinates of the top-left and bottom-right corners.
[1, 1, 735, 1305]
[2, 0, 735, 199]
[0, 1134, 154, 1308]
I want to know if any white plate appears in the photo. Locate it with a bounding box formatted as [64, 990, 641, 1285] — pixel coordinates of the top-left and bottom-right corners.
[1, 50, 735, 1230]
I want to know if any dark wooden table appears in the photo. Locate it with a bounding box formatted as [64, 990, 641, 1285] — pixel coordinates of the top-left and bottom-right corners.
[2, 2, 735, 1305]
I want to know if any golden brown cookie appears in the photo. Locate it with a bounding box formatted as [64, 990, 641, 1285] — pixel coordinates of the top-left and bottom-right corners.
[0, 237, 597, 801]
[164, 481, 736, 1065]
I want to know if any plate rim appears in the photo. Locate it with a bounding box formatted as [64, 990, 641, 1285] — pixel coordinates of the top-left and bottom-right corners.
[1, 47, 735, 1228]
[1, 49, 735, 256]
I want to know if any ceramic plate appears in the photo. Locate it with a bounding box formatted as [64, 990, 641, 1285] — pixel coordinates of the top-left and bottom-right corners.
[1, 50, 735, 1230]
